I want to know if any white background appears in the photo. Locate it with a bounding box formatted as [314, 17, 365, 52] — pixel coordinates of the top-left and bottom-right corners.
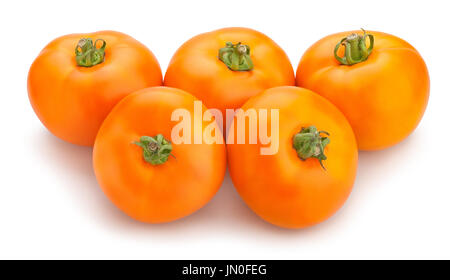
[1, 0, 449, 260]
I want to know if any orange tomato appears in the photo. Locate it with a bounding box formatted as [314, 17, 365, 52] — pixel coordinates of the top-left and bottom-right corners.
[164, 27, 295, 117]
[28, 30, 163, 146]
[296, 30, 429, 150]
[227, 86, 358, 229]
[93, 87, 227, 223]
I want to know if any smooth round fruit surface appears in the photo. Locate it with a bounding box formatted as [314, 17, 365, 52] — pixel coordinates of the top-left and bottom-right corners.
[93, 87, 226, 223]
[227, 86, 358, 229]
[165, 27, 295, 116]
[28, 30, 163, 146]
[296, 30, 429, 150]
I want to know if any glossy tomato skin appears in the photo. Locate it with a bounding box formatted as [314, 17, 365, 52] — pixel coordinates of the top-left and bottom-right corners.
[164, 27, 295, 116]
[296, 30, 429, 150]
[28, 30, 163, 146]
[93, 87, 226, 223]
[227, 86, 358, 229]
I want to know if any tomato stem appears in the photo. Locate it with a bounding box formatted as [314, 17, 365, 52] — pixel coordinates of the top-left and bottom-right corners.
[75, 38, 106, 67]
[334, 29, 374, 66]
[292, 126, 330, 170]
[218, 42, 254, 71]
[133, 134, 175, 165]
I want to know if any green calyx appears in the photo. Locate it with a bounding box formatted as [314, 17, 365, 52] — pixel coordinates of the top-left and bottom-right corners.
[218, 42, 254, 71]
[133, 134, 174, 165]
[334, 29, 374, 66]
[292, 126, 330, 170]
[75, 38, 106, 67]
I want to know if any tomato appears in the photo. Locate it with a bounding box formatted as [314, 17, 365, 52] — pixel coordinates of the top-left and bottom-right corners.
[93, 87, 227, 223]
[296, 30, 429, 150]
[164, 27, 295, 118]
[28, 30, 163, 146]
[227, 86, 358, 229]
